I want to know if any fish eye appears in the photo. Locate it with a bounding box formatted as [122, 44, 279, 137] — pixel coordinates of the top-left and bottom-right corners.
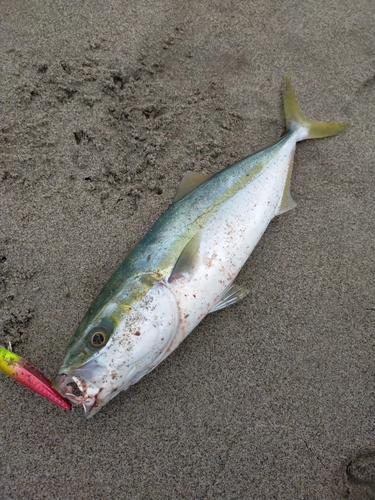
[89, 330, 108, 348]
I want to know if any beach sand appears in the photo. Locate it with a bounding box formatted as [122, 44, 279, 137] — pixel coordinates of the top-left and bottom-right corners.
[1, 1, 374, 498]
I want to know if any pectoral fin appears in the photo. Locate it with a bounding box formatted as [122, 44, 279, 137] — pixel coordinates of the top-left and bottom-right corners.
[210, 283, 248, 312]
[173, 171, 212, 203]
[168, 232, 201, 282]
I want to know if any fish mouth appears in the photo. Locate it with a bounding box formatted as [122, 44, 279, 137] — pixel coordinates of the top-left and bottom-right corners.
[53, 372, 98, 416]
[53, 357, 113, 418]
[54, 359, 156, 417]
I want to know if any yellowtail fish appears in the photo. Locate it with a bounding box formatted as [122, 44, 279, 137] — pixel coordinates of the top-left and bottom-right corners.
[53, 77, 350, 417]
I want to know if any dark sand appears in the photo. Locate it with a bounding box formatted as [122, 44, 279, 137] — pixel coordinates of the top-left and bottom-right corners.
[1, 1, 374, 498]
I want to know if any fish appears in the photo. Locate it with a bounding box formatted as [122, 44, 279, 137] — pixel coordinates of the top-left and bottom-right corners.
[0, 346, 72, 411]
[53, 77, 350, 417]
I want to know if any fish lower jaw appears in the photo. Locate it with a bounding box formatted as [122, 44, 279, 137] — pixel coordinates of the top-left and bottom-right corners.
[65, 393, 97, 417]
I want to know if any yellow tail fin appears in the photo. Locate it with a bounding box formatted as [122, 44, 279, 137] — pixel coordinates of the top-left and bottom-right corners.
[283, 76, 350, 139]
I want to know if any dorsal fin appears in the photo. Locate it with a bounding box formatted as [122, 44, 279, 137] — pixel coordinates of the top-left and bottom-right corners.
[173, 171, 212, 203]
[168, 232, 201, 282]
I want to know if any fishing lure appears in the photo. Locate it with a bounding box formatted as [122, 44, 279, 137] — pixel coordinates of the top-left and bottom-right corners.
[0, 346, 72, 411]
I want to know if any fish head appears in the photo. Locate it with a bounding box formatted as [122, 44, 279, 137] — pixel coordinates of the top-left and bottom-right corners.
[53, 281, 178, 417]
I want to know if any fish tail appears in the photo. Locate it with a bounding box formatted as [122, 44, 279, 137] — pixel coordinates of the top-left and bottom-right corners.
[283, 76, 350, 141]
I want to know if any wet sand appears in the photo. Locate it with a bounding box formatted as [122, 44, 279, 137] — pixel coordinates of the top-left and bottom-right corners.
[1, 1, 374, 498]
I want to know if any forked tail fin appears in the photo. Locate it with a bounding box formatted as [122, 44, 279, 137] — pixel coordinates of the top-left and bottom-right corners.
[283, 76, 350, 141]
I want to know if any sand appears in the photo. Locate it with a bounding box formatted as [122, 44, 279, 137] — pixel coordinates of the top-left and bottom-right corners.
[1, 1, 374, 498]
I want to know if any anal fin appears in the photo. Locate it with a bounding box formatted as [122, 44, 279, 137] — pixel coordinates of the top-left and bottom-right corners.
[275, 154, 297, 215]
[210, 283, 248, 313]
